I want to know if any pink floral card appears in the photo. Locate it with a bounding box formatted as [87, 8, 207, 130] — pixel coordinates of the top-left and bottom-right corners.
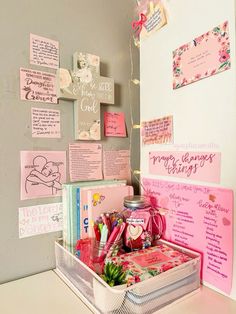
[173, 21, 230, 89]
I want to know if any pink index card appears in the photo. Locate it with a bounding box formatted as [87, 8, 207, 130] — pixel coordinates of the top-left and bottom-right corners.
[173, 21, 230, 89]
[69, 143, 103, 182]
[31, 107, 61, 138]
[19, 202, 62, 238]
[30, 33, 59, 69]
[20, 68, 57, 104]
[149, 151, 221, 183]
[20, 151, 66, 200]
[103, 150, 131, 183]
[142, 178, 233, 295]
[142, 115, 173, 145]
[104, 112, 126, 137]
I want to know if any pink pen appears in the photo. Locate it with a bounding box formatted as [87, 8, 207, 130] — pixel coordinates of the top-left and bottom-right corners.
[99, 225, 120, 261]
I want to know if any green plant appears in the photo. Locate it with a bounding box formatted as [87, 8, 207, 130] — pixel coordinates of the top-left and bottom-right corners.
[100, 262, 127, 287]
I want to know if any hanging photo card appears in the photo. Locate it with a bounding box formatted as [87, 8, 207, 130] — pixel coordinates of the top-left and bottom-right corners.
[142, 178, 233, 295]
[149, 151, 221, 183]
[142, 115, 173, 145]
[173, 21, 231, 89]
[20, 68, 57, 104]
[134, 0, 167, 40]
[104, 112, 126, 137]
[69, 143, 103, 182]
[103, 150, 131, 183]
[30, 33, 59, 69]
[19, 203, 62, 238]
[21, 151, 66, 200]
[31, 107, 61, 138]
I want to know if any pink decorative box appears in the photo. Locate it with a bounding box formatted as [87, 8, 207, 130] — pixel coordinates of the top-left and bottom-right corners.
[107, 242, 195, 287]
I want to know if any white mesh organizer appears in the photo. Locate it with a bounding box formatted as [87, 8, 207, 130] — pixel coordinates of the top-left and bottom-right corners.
[55, 239, 201, 314]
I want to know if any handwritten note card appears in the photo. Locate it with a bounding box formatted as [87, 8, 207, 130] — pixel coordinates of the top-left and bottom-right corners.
[20, 68, 57, 104]
[31, 107, 60, 138]
[103, 150, 131, 183]
[21, 151, 66, 200]
[19, 203, 62, 238]
[173, 21, 230, 89]
[149, 151, 221, 183]
[30, 33, 59, 69]
[142, 178, 233, 294]
[104, 112, 126, 137]
[142, 116, 173, 145]
[69, 143, 103, 182]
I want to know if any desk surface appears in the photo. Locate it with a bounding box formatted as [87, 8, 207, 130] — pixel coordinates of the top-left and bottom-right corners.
[0, 270, 235, 314]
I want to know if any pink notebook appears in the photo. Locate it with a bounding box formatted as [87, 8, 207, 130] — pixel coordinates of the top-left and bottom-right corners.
[85, 185, 134, 238]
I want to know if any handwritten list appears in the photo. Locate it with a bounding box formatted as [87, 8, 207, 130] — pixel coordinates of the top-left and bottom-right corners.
[30, 33, 59, 69]
[31, 107, 60, 138]
[142, 116, 173, 145]
[142, 178, 233, 294]
[19, 203, 63, 238]
[104, 112, 126, 137]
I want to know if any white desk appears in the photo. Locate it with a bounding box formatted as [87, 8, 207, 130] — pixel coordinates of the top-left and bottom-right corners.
[0, 271, 235, 314]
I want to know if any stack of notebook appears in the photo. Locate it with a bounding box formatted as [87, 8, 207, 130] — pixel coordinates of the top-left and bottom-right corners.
[62, 180, 133, 252]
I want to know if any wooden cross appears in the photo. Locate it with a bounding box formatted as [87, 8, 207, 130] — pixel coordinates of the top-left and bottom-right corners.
[56, 52, 114, 140]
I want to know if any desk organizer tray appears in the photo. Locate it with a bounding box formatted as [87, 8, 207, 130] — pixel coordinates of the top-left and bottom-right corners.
[55, 239, 200, 314]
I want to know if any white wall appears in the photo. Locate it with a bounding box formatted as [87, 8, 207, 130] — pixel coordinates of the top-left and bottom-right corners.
[140, 0, 236, 299]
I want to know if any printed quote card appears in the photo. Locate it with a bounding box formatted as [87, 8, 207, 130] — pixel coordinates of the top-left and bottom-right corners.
[30, 34, 59, 69]
[142, 178, 233, 294]
[20, 68, 57, 104]
[69, 143, 103, 182]
[31, 107, 60, 138]
[173, 21, 230, 89]
[142, 115, 173, 145]
[149, 151, 221, 183]
[103, 150, 131, 183]
[19, 203, 62, 238]
[21, 151, 66, 200]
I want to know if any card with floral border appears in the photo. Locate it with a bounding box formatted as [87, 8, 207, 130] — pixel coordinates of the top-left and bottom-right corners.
[173, 21, 230, 89]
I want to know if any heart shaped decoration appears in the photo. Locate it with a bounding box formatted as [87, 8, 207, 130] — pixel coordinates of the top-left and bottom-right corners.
[128, 225, 143, 240]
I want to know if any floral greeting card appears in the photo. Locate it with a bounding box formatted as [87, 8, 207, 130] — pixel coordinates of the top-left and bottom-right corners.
[173, 21, 230, 89]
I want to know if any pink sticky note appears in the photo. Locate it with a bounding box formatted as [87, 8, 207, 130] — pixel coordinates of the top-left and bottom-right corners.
[69, 143, 103, 182]
[103, 150, 131, 183]
[21, 151, 66, 200]
[173, 21, 230, 89]
[104, 112, 126, 137]
[142, 178, 233, 295]
[20, 68, 57, 104]
[149, 151, 221, 183]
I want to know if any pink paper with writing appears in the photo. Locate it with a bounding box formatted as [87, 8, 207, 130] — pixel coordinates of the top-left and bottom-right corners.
[142, 115, 173, 145]
[142, 178, 233, 294]
[131, 251, 170, 267]
[69, 143, 103, 182]
[103, 150, 131, 183]
[19, 202, 62, 238]
[21, 151, 66, 200]
[20, 68, 57, 104]
[149, 151, 221, 183]
[173, 21, 230, 89]
[104, 112, 126, 137]
[30, 34, 59, 69]
[31, 107, 61, 138]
